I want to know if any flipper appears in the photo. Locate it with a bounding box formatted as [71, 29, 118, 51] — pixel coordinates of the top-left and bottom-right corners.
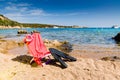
[49, 48, 68, 68]
[49, 48, 77, 62]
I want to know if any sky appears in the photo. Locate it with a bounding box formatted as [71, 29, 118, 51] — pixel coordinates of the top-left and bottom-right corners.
[0, 0, 120, 27]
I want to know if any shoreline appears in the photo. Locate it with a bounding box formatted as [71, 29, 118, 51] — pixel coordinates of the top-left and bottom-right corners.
[1, 37, 120, 59]
[0, 26, 22, 29]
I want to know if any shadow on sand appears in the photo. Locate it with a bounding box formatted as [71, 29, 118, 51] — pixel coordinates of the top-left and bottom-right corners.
[11, 55, 67, 68]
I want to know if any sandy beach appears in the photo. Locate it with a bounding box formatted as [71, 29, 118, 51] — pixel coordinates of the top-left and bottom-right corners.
[0, 39, 120, 80]
[1, 0, 120, 79]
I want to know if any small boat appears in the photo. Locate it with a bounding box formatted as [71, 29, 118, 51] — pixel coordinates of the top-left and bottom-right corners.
[111, 25, 119, 28]
[53, 26, 59, 28]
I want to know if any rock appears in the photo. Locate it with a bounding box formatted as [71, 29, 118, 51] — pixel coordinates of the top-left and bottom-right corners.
[17, 30, 27, 34]
[43, 39, 73, 53]
[112, 32, 120, 42]
[0, 40, 20, 54]
[0, 36, 5, 39]
[44, 39, 50, 44]
[52, 40, 62, 46]
[6, 40, 18, 49]
[0, 48, 8, 53]
[59, 41, 73, 53]
[18, 41, 25, 47]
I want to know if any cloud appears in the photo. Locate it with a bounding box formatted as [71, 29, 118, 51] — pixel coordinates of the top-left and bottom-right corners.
[5, 2, 30, 13]
[5, 1, 87, 16]
[5, 13, 24, 17]
[5, 6, 18, 11]
[3, 2, 88, 23]
[66, 12, 88, 16]
[5, 2, 45, 15]
[4, 12, 25, 22]
[16, 3, 31, 7]
[29, 9, 44, 15]
[5, 6, 28, 12]
[42, 12, 88, 17]
[7, 2, 31, 7]
[4, 2, 46, 22]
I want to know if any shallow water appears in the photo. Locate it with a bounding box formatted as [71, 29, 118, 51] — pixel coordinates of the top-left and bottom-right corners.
[1, 28, 120, 59]
[0, 28, 120, 47]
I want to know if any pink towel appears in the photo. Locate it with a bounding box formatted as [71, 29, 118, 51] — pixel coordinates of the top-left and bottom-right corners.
[24, 33, 51, 65]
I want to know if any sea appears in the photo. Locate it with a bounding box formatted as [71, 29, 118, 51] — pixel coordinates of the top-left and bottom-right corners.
[0, 28, 120, 48]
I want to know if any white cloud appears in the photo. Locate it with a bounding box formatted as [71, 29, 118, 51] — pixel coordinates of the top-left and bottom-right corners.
[5, 2, 29, 12]
[3, 2, 88, 23]
[19, 7, 28, 12]
[4, 13, 25, 22]
[5, 6, 18, 11]
[67, 12, 88, 16]
[5, 6, 28, 13]
[5, 2, 88, 17]
[5, 13, 24, 17]
[5, 2, 46, 16]
[30, 9, 44, 15]
[41, 12, 88, 17]
[17, 3, 31, 7]
[7, 2, 31, 7]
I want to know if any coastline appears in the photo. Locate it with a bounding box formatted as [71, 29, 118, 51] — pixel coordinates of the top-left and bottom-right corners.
[0, 38, 120, 80]
[0, 26, 21, 29]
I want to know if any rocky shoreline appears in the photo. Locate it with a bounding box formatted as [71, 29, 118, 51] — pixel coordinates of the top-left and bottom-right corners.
[0, 26, 22, 29]
[0, 38, 73, 54]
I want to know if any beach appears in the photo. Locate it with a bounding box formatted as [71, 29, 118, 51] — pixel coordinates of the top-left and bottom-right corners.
[0, 38, 120, 80]
[1, 0, 120, 79]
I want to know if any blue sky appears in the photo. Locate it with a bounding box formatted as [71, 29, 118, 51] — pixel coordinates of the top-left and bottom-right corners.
[0, 0, 120, 27]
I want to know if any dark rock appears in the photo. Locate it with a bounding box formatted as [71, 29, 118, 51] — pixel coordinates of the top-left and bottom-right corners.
[17, 30, 27, 34]
[112, 32, 120, 42]
[60, 41, 73, 53]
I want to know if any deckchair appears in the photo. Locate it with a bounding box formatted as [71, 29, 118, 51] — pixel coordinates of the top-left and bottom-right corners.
[24, 32, 51, 66]
[24, 32, 77, 68]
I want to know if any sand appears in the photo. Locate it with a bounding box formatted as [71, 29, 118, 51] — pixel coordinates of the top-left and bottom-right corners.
[0, 39, 120, 80]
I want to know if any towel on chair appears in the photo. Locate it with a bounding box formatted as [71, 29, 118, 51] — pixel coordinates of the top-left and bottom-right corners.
[24, 33, 51, 65]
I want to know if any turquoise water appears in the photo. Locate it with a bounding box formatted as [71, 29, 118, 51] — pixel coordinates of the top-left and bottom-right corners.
[0, 28, 120, 46]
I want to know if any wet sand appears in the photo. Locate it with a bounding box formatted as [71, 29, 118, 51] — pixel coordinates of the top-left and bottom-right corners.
[72, 44, 120, 60]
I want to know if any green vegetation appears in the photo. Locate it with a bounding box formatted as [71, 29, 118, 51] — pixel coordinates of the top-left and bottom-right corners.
[22, 23, 53, 28]
[22, 23, 72, 28]
[0, 14, 22, 27]
[0, 14, 84, 28]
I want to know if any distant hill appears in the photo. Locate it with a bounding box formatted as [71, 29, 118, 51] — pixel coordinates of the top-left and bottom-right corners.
[0, 14, 22, 28]
[0, 14, 84, 28]
[21, 23, 72, 28]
